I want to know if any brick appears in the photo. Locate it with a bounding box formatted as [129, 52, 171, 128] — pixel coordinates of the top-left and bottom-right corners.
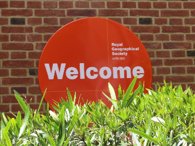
[168, 2, 182, 8]
[184, 2, 195, 9]
[2, 9, 32, 16]
[130, 10, 159, 17]
[172, 50, 186, 57]
[91, 2, 105, 8]
[131, 26, 160, 33]
[155, 34, 169, 41]
[140, 34, 153, 41]
[161, 10, 189, 17]
[110, 18, 122, 23]
[143, 42, 161, 49]
[107, 2, 120, 8]
[155, 18, 167, 25]
[157, 67, 170, 74]
[0, 69, 9, 76]
[11, 69, 27, 76]
[28, 52, 41, 59]
[35, 10, 65, 17]
[0, 1, 8, 8]
[0, 18, 8, 25]
[123, 18, 137, 25]
[185, 18, 195, 25]
[44, 34, 52, 41]
[151, 59, 163, 66]
[164, 59, 193, 66]
[192, 26, 195, 32]
[169, 18, 182, 25]
[148, 51, 155, 58]
[28, 18, 42, 25]
[122, 2, 136, 8]
[11, 104, 22, 111]
[2, 96, 17, 103]
[187, 67, 195, 73]
[36, 43, 46, 50]
[0, 87, 9, 94]
[0, 105, 9, 112]
[186, 34, 195, 41]
[187, 50, 195, 57]
[75, 1, 90, 8]
[0, 52, 9, 59]
[0, 35, 9, 42]
[11, 34, 26, 41]
[59, 1, 73, 8]
[35, 26, 60, 33]
[3, 60, 34, 68]
[99, 10, 127, 16]
[67, 9, 96, 16]
[35, 77, 39, 84]
[11, 87, 27, 94]
[172, 67, 185, 74]
[153, 76, 164, 83]
[44, 18, 58, 25]
[156, 51, 170, 58]
[11, 18, 25, 25]
[166, 76, 193, 83]
[44, 1, 57, 8]
[163, 42, 191, 49]
[162, 26, 190, 33]
[139, 18, 152, 25]
[27, 34, 42, 42]
[29, 69, 38, 76]
[27, 1, 41, 8]
[3, 78, 34, 85]
[60, 18, 73, 25]
[29, 86, 40, 94]
[10, 1, 25, 8]
[170, 34, 184, 41]
[11, 52, 26, 59]
[138, 2, 151, 8]
[2, 27, 32, 33]
[2, 43, 33, 50]
[153, 2, 167, 8]
[192, 10, 195, 16]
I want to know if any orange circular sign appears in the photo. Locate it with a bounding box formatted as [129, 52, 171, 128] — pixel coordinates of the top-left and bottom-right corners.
[38, 17, 152, 107]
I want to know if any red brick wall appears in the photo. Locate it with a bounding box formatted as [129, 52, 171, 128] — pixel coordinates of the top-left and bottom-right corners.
[0, 1, 195, 113]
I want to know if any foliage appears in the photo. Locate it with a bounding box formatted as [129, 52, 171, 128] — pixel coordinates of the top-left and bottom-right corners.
[0, 79, 195, 145]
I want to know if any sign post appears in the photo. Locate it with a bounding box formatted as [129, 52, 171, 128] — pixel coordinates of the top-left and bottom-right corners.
[38, 17, 152, 107]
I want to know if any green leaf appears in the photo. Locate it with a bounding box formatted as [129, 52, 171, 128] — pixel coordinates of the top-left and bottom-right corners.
[38, 88, 47, 112]
[1, 113, 8, 125]
[122, 77, 137, 107]
[102, 91, 117, 110]
[2, 120, 12, 146]
[57, 106, 66, 146]
[46, 134, 56, 146]
[67, 88, 73, 107]
[128, 128, 159, 144]
[16, 112, 22, 127]
[108, 82, 117, 101]
[14, 90, 30, 113]
[14, 90, 30, 138]
[118, 84, 123, 99]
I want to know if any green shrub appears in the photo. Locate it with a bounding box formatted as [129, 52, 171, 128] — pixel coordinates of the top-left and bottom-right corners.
[1, 78, 195, 145]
